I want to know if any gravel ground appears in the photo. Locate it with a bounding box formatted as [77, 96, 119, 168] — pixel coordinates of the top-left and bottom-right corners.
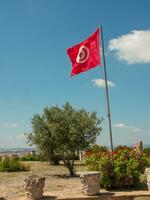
[0, 161, 149, 200]
[0, 161, 87, 200]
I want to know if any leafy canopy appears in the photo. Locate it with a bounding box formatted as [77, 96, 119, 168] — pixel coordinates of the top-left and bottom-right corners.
[26, 102, 102, 176]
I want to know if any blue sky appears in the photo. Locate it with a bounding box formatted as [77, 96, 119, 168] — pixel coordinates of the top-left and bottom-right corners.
[0, 0, 150, 148]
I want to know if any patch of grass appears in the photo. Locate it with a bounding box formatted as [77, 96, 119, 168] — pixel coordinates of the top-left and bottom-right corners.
[0, 156, 30, 172]
[19, 154, 42, 161]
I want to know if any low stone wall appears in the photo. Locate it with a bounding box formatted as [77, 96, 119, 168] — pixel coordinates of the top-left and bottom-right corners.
[57, 192, 150, 200]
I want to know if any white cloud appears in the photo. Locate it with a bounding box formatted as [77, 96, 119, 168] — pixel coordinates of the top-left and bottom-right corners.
[133, 128, 141, 132]
[114, 123, 147, 134]
[3, 123, 19, 128]
[91, 78, 116, 88]
[16, 134, 25, 139]
[114, 123, 126, 128]
[113, 123, 134, 129]
[108, 30, 150, 64]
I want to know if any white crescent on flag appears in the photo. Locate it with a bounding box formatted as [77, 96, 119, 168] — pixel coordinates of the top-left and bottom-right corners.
[76, 45, 89, 63]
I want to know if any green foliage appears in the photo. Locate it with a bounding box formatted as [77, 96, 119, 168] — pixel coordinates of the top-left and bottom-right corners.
[85, 154, 100, 171]
[98, 154, 114, 188]
[144, 147, 150, 157]
[143, 147, 150, 167]
[114, 145, 132, 152]
[85, 144, 108, 171]
[146, 158, 150, 167]
[19, 154, 42, 161]
[26, 102, 102, 176]
[0, 156, 30, 172]
[88, 144, 108, 154]
[85, 148, 148, 189]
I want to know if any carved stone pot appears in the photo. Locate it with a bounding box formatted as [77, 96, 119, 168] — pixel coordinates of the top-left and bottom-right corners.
[24, 174, 45, 200]
[80, 172, 100, 196]
[145, 168, 150, 191]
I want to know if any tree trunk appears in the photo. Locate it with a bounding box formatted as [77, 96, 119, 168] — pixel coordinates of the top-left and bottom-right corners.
[49, 154, 60, 165]
[63, 159, 75, 177]
[52, 159, 60, 165]
[68, 164, 75, 177]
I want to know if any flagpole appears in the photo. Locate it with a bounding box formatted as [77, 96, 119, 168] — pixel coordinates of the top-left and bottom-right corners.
[99, 25, 114, 152]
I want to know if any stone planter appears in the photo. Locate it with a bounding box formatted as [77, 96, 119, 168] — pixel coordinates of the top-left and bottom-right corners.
[80, 171, 100, 196]
[24, 174, 45, 200]
[145, 168, 150, 191]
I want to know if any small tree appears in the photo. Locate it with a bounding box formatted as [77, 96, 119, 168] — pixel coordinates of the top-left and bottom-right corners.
[26, 102, 102, 176]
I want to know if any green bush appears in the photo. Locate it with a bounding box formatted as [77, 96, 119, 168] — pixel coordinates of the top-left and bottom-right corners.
[85, 145, 109, 171]
[85, 148, 148, 189]
[19, 153, 42, 161]
[0, 156, 30, 172]
[144, 147, 150, 157]
[145, 157, 150, 167]
[114, 145, 132, 152]
[89, 144, 108, 154]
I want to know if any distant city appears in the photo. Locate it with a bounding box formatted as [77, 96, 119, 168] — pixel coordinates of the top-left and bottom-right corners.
[0, 144, 150, 154]
[0, 147, 35, 154]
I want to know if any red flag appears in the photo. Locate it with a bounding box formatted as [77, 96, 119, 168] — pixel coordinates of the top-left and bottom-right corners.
[67, 29, 100, 76]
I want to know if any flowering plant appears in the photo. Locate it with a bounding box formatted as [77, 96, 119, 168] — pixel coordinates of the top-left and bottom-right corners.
[85, 147, 148, 189]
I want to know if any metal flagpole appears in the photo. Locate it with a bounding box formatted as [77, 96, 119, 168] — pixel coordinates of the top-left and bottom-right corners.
[99, 25, 114, 152]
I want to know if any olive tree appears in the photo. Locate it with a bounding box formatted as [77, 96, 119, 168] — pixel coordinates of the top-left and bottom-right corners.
[26, 102, 102, 176]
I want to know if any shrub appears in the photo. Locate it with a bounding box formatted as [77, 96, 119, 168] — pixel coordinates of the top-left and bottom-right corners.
[20, 154, 42, 161]
[84, 144, 108, 159]
[0, 156, 30, 172]
[114, 145, 132, 152]
[144, 147, 150, 157]
[85, 145, 109, 171]
[89, 144, 108, 154]
[98, 153, 114, 188]
[85, 148, 148, 189]
[85, 153, 101, 171]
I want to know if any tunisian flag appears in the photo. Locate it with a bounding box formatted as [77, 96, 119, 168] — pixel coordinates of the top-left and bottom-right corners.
[67, 29, 100, 76]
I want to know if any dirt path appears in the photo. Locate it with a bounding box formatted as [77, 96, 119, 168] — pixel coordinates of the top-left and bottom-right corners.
[0, 161, 86, 200]
[0, 161, 150, 200]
